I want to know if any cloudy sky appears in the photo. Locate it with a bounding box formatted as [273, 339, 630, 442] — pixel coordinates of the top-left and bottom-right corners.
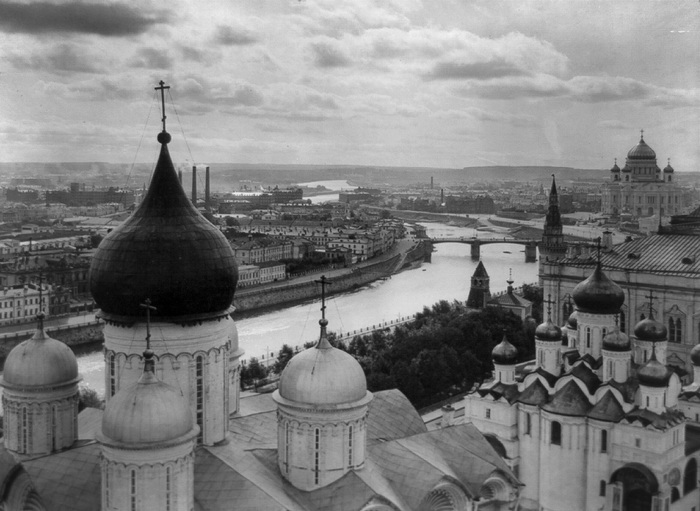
[1, 0, 698, 170]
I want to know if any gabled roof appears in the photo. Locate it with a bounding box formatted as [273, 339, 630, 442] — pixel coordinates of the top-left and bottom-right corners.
[623, 407, 685, 431]
[569, 363, 602, 394]
[563, 350, 581, 363]
[542, 380, 592, 417]
[476, 382, 520, 404]
[588, 391, 626, 422]
[578, 354, 603, 370]
[517, 379, 549, 406]
[531, 366, 559, 387]
[607, 379, 639, 404]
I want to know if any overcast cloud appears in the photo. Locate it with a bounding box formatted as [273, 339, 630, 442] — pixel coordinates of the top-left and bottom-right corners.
[0, 0, 698, 169]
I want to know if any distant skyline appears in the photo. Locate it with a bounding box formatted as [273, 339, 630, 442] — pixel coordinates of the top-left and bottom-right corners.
[0, 0, 698, 170]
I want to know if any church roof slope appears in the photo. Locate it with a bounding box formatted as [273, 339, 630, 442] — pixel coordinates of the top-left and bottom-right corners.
[477, 382, 520, 403]
[558, 234, 700, 277]
[541, 380, 592, 417]
[227, 410, 278, 448]
[366, 389, 427, 443]
[488, 291, 532, 307]
[569, 363, 602, 394]
[195, 448, 306, 511]
[517, 378, 549, 405]
[22, 442, 101, 511]
[399, 424, 518, 494]
[588, 391, 626, 422]
[623, 407, 685, 431]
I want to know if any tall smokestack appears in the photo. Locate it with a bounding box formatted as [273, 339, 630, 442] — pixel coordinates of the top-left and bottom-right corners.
[192, 165, 197, 205]
[441, 188, 444, 204]
[178, 170, 183, 185]
[205, 166, 211, 213]
[431, 176, 434, 189]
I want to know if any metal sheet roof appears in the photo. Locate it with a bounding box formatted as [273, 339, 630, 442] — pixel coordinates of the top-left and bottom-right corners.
[560, 234, 700, 278]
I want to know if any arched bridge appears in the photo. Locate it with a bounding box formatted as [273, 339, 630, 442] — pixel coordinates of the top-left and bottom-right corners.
[429, 237, 539, 262]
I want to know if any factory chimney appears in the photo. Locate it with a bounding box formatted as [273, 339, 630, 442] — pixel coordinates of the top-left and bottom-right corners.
[205, 166, 211, 212]
[191, 166, 197, 205]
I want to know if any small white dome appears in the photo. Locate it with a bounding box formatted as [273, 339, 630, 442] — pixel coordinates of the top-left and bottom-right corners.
[101, 357, 196, 445]
[279, 335, 367, 406]
[2, 325, 78, 388]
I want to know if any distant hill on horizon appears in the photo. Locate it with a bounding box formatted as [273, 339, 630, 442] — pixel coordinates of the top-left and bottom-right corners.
[0, 162, 606, 189]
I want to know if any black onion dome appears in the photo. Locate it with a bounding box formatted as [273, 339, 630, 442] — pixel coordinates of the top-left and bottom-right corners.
[567, 310, 579, 329]
[610, 162, 620, 172]
[535, 318, 561, 342]
[633, 315, 667, 342]
[603, 329, 630, 352]
[664, 162, 674, 173]
[89, 136, 238, 317]
[492, 335, 518, 364]
[637, 352, 670, 388]
[627, 136, 656, 160]
[690, 344, 700, 366]
[572, 265, 624, 315]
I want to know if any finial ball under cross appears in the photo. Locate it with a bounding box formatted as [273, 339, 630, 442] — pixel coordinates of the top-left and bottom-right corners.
[155, 80, 171, 143]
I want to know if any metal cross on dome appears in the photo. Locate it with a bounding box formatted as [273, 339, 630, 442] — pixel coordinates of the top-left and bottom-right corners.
[155, 80, 170, 133]
[140, 298, 157, 350]
[543, 293, 555, 320]
[644, 290, 656, 318]
[314, 275, 333, 321]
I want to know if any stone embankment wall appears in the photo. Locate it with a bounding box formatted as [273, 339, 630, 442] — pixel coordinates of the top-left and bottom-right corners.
[234, 241, 432, 312]
[0, 320, 104, 362]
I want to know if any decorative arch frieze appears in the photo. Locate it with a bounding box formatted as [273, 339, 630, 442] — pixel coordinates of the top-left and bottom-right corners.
[418, 480, 469, 511]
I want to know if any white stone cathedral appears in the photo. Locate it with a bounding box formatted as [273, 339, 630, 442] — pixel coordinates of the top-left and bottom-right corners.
[465, 260, 700, 511]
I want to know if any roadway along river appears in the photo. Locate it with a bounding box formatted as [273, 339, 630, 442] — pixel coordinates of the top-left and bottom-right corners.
[2, 221, 541, 401]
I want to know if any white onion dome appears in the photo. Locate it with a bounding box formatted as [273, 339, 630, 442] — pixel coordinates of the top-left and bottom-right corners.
[633, 315, 667, 343]
[690, 344, 700, 366]
[535, 318, 561, 342]
[572, 264, 625, 315]
[603, 328, 630, 352]
[637, 351, 670, 388]
[492, 335, 518, 364]
[627, 135, 656, 160]
[2, 315, 79, 388]
[278, 319, 368, 406]
[566, 310, 579, 329]
[101, 350, 196, 446]
[89, 131, 238, 318]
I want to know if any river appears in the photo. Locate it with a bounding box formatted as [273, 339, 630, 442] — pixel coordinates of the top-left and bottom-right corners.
[53, 221, 540, 399]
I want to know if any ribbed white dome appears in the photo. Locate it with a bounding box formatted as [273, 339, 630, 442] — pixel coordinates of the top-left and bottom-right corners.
[101, 360, 196, 445]
[278, 335, 367, 406]
[2, 325, 78, 388]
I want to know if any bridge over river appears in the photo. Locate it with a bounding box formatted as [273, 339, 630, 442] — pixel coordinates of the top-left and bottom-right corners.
[429, 237, 539, 262]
